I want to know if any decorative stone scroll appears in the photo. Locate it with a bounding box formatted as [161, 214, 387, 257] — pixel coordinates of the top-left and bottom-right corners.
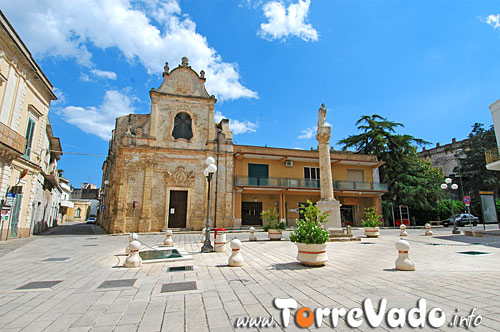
[165, 166, 195, 186]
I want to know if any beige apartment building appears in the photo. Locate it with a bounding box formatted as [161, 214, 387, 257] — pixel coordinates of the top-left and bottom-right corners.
[0, 11, 62, 239]
[100, 57, 387, 233]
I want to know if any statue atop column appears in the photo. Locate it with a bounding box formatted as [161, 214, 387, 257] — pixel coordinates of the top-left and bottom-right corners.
[315, 104, 342, 231]
[318, 103, 327, 128]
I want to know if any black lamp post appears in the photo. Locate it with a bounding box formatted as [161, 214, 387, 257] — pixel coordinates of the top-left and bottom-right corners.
[441, 178, 460, 234]
[201, 156, 217, 253]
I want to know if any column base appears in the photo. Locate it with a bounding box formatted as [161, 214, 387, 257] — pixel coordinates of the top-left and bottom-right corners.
[316, 199, 342, 229]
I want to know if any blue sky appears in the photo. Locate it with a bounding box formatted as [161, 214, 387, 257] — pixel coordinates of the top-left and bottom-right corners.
[2, 0, 500, 187]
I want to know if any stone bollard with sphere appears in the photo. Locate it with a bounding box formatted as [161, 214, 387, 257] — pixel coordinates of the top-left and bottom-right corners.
[249, 227, 257, 241]
[424, 223, 433, 236]
[126, 233, 139, 254]
[400, 224, 408, 237]
[228, 239, 244, 267]
[124, 240, 142, 268]
[395, 238, 415, 271]
[163, 229, 173, 246]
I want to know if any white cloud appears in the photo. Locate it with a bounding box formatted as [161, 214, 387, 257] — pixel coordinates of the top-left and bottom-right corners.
[56, 90, 135, 140]
[259, 0, 318, 42]
[298, 126, 316, 139]
[297, 121, 330, 139]
[0, 0, 257, 101]
[90, 69, 117, 80]
[483, 14, 500, 29]
[214, 111, 257, 135]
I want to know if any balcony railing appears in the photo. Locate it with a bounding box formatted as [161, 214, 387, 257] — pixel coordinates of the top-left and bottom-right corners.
[234, 176, 388, 191]
[485, 147, 500, 165]
[0, 121, 26, 155]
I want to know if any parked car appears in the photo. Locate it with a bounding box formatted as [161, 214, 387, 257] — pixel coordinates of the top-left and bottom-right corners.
[443, 214, 479, 227]
[86, 217, 96, 224]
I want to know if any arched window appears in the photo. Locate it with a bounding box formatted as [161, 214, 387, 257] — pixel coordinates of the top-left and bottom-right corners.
[172, 112, 193, 140]
[76, 208, 81, 218]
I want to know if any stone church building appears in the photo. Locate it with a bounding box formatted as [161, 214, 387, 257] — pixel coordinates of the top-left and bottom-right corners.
[101, 58, 387, 233]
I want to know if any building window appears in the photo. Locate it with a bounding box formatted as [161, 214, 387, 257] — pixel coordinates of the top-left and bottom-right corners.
[76, 208, 81, 218]
[23, 117, 36, 159]
[172, 112, 193, 140]
[347, 169, 364, 183]
[304, 167, 320, 180]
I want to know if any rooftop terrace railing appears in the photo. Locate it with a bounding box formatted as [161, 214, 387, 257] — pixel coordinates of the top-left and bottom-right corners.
[234, 176, 388, 191]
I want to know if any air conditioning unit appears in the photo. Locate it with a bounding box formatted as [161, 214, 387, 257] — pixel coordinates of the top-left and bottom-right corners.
[285, 160, 293, 167]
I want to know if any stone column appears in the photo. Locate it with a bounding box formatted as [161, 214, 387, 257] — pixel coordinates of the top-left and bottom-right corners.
[315, 104, 342, 230]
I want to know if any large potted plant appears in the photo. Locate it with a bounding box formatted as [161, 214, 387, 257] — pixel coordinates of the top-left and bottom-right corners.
[262, 207, 286, 240]
[362, 206, 382, 238]
[289, 201, 330, 266]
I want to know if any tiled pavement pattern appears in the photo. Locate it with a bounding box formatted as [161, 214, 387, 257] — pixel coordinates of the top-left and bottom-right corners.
[0, 223, 500, 331]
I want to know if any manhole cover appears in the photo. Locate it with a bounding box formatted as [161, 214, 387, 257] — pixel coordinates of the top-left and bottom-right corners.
[167, 266, 194, 272]
[17, 280, 62, 290]
[98, 279, 137, 288]
[458, 251, 490, 256]
[43, 257, 70, 262]
[160, 281, 197, 293]
[86, 237, 98, 240]
[84, 244, 98, 247]
[359, 242, 375, 245]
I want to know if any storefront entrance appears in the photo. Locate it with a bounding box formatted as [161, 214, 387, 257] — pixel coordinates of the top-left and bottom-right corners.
[242, 202, 262, 225]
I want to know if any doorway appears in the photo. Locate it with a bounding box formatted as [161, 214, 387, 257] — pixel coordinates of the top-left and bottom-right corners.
[242, 202, 262, 225]
[168, 191, 187, 228]
[341, 205, 354, 226]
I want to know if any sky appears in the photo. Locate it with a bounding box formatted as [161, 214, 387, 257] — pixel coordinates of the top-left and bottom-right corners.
[2, 0, 500, 187]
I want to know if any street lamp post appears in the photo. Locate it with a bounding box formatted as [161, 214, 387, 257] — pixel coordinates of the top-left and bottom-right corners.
[201, 157, 217, 253]
[441, 178, 460, 234]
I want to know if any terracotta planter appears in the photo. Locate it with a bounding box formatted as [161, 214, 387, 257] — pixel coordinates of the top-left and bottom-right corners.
[364, 227, 380, 238]
[268, 229, 283, 240]
[296, 243, 328, 266]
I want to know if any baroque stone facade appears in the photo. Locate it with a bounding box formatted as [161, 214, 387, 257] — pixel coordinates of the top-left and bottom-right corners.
[101, 58, 234, 232]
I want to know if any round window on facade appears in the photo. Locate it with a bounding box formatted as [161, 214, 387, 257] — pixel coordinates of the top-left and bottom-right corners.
[172, 112, 193, 140]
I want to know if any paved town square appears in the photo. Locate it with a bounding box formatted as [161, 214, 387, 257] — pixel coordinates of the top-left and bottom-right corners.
[0, 223, 499, 331]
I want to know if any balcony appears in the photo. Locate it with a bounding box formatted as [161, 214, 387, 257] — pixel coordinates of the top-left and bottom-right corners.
[486, 147, 500, 171]
[0, 122, 26, 158]
[234, 176, 388, 192]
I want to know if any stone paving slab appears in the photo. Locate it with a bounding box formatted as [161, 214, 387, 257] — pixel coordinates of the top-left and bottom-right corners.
[0, 225, 499, 331]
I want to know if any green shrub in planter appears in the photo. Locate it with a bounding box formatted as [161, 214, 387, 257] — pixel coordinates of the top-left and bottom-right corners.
[361, 206, 383, 227]
[261, 207, 285, 231]
[289, 201, 330, 244]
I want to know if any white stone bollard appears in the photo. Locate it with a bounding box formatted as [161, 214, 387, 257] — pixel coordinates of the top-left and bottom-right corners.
[126, 233, 139, 254]
[400, 224, 408, 237]
[249, 227, 257, 241]
[395, 239, 415, 271]
[124, 240, 142, 268]
[201, 228, 206, 243]
[228, 239, 244, 267]
[163, 229, 173, 246]
[214, 231, 227, 252]
[424, 223, 433, 236]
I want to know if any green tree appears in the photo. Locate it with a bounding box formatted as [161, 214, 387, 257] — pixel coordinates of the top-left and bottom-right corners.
[339, 114, 443, 223]
[458, 123, 500, 197]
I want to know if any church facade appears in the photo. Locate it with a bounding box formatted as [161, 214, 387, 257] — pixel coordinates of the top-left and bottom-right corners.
[100, 58, 387, 233]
